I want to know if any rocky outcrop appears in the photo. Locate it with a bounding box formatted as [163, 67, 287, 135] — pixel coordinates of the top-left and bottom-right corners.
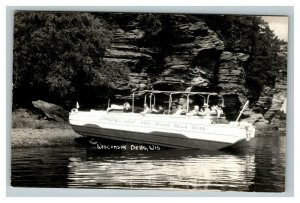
[218, 51, 248, 94]
[32, 100, 69, 121]
[154, 20, 224, 91]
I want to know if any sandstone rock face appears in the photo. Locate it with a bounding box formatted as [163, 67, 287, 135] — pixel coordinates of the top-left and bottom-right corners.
[105, 16, 226, 93]
[252, 86, 274, 113]
[97, 14, 287, 135]
[218, 51, 247, 94]
[154, 20, 224, 91]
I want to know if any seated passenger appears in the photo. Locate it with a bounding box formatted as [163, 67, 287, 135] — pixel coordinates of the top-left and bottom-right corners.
[174, 105, 183, 115]
[217, 105, 224, 118]
[181, 104, 188, 115]
[141, 103, 151, 115]
[187, 105, 200, 116]
[170, 103, 177, 114]
[210, 105, 218, 116]
[201, 103, 211, 116]
[157, 105, 164, 114]
[123, 102, 131, 112]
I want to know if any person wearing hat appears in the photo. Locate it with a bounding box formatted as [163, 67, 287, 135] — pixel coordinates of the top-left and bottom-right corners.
[201, 103, 211, 116]
[187, 105, 200, 116]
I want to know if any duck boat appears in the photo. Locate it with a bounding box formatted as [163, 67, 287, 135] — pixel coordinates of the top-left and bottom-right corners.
[69, 91, 255, 150]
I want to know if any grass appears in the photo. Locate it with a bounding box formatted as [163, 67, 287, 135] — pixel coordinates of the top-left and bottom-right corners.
[12, 108, 70, 129]
[11, 108, 80, 147]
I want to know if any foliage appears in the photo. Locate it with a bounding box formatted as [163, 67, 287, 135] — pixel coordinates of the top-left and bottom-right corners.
[201, 15, 287, 102]
[13, 12, 130, 108]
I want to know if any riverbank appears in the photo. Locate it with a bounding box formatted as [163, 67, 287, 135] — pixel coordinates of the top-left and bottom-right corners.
[11, 108, 80, 148]
[11, 127, 80, 148]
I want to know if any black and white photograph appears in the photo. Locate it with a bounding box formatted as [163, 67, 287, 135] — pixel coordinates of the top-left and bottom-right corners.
[10, 10, 288, 192]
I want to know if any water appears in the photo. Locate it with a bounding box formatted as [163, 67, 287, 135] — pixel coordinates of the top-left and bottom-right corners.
[11, 136, 286, 192]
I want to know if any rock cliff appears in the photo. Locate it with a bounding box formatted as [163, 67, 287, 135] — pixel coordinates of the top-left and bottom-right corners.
[99, 14, 287, 135]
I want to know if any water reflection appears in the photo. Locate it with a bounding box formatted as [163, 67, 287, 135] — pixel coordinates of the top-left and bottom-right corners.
[66, 149, 256, 191]
[11, 137, 286, 192]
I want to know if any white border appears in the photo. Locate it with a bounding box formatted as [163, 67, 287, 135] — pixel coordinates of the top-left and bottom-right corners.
[1, 0, 297, 201]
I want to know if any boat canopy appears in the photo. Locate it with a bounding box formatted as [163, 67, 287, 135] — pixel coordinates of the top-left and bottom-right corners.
[130, 90, 224, 114]
[133, 90, 219, 96]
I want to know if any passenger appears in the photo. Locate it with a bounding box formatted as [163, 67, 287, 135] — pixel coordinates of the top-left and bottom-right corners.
[217, 105, 224, 118]
[141, 103, 151, 115]
[181, 104, 188, 115]
[201, 103, 211, 116]
[157, 105, 164, 114]
[210, 105, 218, 116]
[174, 105, 183, 115]
[123, 102, 131, 112]
[170, 103, 178, 114]
[187, 105, 200, 116]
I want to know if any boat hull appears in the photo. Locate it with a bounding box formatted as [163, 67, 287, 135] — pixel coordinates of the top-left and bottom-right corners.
[69, 111, 255, 150]
[71, 124, 239, 150]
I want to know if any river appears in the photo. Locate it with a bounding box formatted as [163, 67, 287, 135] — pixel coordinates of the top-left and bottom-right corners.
[11, 136, 285, 192]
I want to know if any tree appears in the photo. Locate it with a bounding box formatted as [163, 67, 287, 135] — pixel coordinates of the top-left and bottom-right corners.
[13, 12, 130, 108]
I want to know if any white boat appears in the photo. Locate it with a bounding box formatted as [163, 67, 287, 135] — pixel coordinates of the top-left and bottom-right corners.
[69, 91, 255, 150]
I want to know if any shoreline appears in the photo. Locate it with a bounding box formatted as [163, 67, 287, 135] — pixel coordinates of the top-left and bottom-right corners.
[11, 127, 81, 148]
